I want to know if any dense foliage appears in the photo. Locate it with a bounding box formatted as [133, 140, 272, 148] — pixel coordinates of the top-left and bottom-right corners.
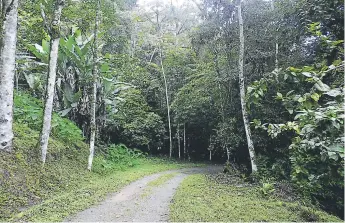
[2, 0, 343, 219]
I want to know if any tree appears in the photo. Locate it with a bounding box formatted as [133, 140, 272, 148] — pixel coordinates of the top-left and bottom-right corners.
[88, 0, 101, 171]
[237, 1, 257, 173]
[177, 124, 181, 158]
[0, 0, 19, 152]
[39, 0, 65, 163]
[159, 47, 173, 157]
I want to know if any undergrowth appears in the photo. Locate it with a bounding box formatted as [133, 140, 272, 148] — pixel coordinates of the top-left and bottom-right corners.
[0, 93, 198, 221]
[170, 174, 342, 222]
[14, 92, 83, 143]
[0, 124, 195, 222]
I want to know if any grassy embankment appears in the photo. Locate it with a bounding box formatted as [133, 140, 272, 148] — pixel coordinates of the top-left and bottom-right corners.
[170, 174, 342, 222]
[0, 124, 198, 222]
[0, 92, 200, 222]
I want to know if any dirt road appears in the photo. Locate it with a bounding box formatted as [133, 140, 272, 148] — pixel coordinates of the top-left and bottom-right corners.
[66, 166, 222, 222]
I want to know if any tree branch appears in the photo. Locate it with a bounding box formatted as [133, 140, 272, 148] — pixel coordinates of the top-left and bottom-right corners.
[40, 3, 51, 34]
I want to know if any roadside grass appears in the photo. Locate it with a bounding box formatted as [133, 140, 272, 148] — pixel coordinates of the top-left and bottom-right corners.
[1, 93, 202, 222]
[0, 123, 199, 222]
[170, 174, 342, 222]
[10, 161, 194, 222]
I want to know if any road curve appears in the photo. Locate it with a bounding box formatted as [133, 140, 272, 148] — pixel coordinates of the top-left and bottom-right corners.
[66, 166, 222, 222]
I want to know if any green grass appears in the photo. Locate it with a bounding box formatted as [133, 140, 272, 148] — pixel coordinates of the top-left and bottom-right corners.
[147, 173, 178, 187]
[141, 173, 178, 198]
[11, 162, 190, 222]
[0, 123, 198, 222]
[1, 93, 200, 222]
[170, 174, 342, 222]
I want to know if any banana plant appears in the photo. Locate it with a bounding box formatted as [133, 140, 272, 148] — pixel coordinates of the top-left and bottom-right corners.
[28, 29, 133, 120]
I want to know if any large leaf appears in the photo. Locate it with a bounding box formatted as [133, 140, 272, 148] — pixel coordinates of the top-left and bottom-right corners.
[314, 80, 330, 92]
[24, 73, 35, 89]
[324, 88, 342, 97]
[58, 108, 72, 117]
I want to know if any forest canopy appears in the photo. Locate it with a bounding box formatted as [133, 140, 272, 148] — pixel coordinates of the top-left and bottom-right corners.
[0, 0, 343, 220]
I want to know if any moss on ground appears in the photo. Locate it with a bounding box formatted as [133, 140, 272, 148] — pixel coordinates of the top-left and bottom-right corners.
[0, 123, 197, 222]
[147, 173, 177, 187]
[141, 173, 178, 198]
[170, 174, 342, 222]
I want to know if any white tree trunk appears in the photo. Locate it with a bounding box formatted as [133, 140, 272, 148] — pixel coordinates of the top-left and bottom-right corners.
[183, 123, 186, 159]
[39, 0, 64, 163]
[226, 147, 230, 161]
[271, 0, 279, 77]
[159, 49, 173, 158]
[156, 10, 173, 158]
[209, 150, 212, 161]
[238, 2, 258, 173]
[0, 0, 19, 152]
[88, 0, 101, 171]
[272, 0, 278, 70]
[275, 42, 279, 70]
[177, 123, 181, 159]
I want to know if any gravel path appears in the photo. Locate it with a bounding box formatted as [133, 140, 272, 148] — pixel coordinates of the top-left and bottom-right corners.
[66, 165, 222, 222]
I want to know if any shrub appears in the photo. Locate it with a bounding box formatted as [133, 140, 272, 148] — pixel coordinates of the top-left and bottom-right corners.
[93, 144, 146, 174]
[13, 92, 83, 143]
[260, 182, 275, 196]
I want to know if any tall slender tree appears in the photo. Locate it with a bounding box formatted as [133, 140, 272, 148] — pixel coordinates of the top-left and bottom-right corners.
[0, 0, 19, 152]
[152, 5, 173, 158]
[88, 0, 101, 171]
[237, 1, 257, 172]
[177, 123, 181, 158]
[183, 123, 186, 159]
[39, 0, 65, 163]
[159, 47, 173, 158]
[271, 0, 279, 71]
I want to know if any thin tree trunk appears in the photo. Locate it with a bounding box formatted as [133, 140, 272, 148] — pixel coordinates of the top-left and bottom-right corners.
[149, 48, 156, 63]
[183, 123, 186, 159]
[0, 0, 19, 152]
[39, 0, 64, 163]
[177, 123, 181, 159]
[209, 150, 212, 161]
[226, 147, 230, 161]
[187, 137, 190, 161]
[271, 0, 279, 77]
[159, 48, 173, 158]
[15, 72, 19, 91]
[88, 0, 101, 171]
[275, 42, 278, 70]
[208, 135, 211, 161]
[237, 1, 257, 173]
[155, 9, 172, 158]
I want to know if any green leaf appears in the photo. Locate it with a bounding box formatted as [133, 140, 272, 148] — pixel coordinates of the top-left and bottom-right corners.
[42, 39, 50, 52]
[311, 93, 320, 101]
[302, 72, 312, 77]
[297, 97, 305, 103]
[24, 73, 35, 89]
[58, 108, 72, 117]
[101, 63, 110, 73]
[104, 99, 113, 105]
[314, 80, 330, 92]
[324, 89, 341, 97]
[327, 144, 344, 153]
[327, 151, 338, 161]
